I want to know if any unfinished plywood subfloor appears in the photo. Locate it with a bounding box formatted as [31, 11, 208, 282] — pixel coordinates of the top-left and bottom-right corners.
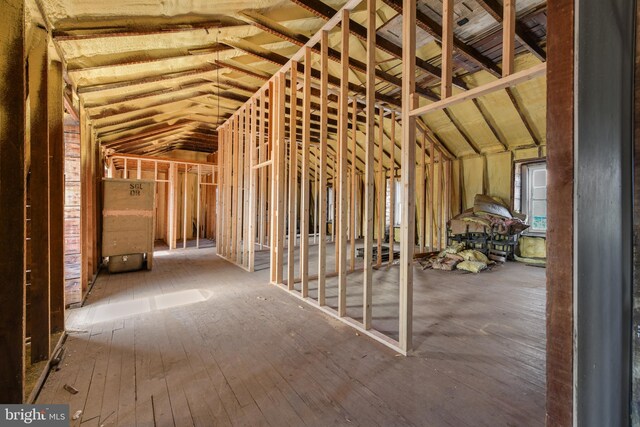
[37, 245, 545, 426]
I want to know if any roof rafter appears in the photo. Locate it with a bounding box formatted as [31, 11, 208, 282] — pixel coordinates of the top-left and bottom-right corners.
[474, 0, 546, 61]
[289, 0, 468, 89]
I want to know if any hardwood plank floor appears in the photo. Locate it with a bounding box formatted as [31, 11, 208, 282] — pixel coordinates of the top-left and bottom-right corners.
[37, 245, 545, 426]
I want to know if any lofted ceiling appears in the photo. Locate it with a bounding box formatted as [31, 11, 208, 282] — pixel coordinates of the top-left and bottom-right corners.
[30, 0, 547, 159]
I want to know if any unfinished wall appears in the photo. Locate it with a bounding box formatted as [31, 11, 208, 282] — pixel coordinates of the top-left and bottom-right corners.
[63, 115, 82, 305]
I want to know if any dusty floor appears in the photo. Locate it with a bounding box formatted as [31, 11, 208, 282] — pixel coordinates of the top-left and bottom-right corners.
[37, 244, 545, 426]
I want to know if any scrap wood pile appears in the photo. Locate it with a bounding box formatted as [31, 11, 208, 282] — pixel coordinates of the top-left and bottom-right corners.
[449, 194, 529, 236]
[416, 242, 496, 273]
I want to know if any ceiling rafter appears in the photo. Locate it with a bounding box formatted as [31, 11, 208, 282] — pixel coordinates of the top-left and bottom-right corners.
[289, 0, 468, 89]
[380, 0, 502, 77]
[237, 9, 440, 100]
[474, 0, 546, 61]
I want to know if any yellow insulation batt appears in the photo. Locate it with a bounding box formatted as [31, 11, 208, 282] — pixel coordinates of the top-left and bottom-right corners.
[457, 260, 487, 273]
[519, 236, 547, 258]
[458, 249, 490, 264]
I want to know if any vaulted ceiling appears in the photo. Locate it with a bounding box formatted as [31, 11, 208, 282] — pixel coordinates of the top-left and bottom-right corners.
[30, 0, 547, 158]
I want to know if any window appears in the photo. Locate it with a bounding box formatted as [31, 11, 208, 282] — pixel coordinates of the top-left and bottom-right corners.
[520, 162, 547, 234]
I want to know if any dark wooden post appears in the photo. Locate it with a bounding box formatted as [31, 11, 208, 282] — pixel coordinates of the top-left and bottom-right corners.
[49, 59, 65, 334]
[29, 27, 51, 363]
[546, 0, 574, 424]
[0, 0, 27, 402]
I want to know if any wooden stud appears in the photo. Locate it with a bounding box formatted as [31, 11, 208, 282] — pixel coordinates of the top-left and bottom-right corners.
[288, 63, 298, 289]
[0, 0, 26, 401]
[243, 106, 251, 268]
[183, 163, 188, 249]
[503, 0, 516, 77]
[419, 132, 426, 252]
[269, 80, 277, 283]
[438, 150, 443, 249]
[196, 165, 201, 248]
[314, 148, 319, 244]
[363, 0, 376, 329]
[377, 107, 385, 268]
[259, 91, 267, 250]
[300, 49, 312, 296]
[441, 0, 454, 99]
[232, 117, 239, 259]
[399, 0, 417, 352]
[168, 162, 177, 249]
[388, 111, 396, 266]
[350, 99, 357, 271]
[248, 101, 257, 271]
[275, 72, 287, 284]
[137, 159, 142, 179]
[237, 110, 245, 263]
[317, 31, 329, 306]
[337, 10, 350, 317]
[430, 138, 435, 251]
[29, 28, 51, 363]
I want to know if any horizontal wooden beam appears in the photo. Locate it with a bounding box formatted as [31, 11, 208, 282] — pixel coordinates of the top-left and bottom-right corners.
[409, 62, 546, 117]
[53, 21, 228, 41]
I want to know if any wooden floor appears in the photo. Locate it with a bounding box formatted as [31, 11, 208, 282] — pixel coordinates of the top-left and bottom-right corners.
[37, 244, 545, 426]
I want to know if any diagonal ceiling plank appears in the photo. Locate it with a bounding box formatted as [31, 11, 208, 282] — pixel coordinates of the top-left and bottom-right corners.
[77, 65, 221, 94]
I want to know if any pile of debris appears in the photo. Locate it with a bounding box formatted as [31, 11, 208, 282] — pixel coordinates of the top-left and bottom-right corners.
[417, 242, 496, 273]
[449, 194, 529, 236]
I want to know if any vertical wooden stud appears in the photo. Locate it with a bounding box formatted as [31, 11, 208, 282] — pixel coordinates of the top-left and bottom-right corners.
[400, 0, 417, 352]
[300, 50, 312, 296]
[503, 0, 516, 77]
[363, 0, 376, 329]
[248, 102, 257, 271]
[183, 164, 188, 249]
[318, 31, 329, 306]
[389, 112, 396, 266]
[350, 99, 357, 271]
[288, 63, 298, 289]
[196, 165, 201, 248]
[441, 0, 454, 99]
[377, 108, 384, 268]
[337, 10, 350, 317]
[259, 91, 267, 250]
